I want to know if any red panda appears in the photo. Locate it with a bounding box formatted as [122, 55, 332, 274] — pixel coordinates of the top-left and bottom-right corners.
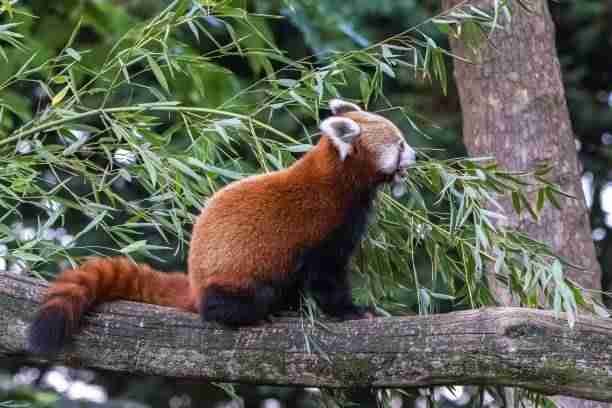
[27, 99, 416, 353]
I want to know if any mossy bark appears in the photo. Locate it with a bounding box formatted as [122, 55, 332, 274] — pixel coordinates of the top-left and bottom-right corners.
[1, 272, 612, 401]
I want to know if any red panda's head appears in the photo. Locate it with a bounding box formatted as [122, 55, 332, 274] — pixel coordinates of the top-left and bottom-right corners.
[320, 99, 416, 197]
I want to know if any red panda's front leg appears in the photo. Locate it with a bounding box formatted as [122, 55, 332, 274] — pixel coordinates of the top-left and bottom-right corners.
[305, 270, 375, 320]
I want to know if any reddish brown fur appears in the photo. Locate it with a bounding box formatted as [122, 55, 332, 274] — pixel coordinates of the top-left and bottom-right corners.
[47, 257, 195, 311]
[29, 257, 195, 352]
[29, 102, 410, 351]
[188, 134, 386, 307]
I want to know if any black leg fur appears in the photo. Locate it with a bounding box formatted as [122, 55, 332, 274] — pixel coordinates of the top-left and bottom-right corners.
[201, 284, 276, 326]
[299, 188, 377, 320]
[28, 306, 72, 354]
[306, 270, 372, 320]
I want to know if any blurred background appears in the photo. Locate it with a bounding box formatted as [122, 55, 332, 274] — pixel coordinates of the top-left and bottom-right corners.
[1, 0, 611, 407]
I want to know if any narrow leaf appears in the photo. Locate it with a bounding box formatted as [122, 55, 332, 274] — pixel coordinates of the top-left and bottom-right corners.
[51, 86, 70, 106]
[147, 54, 169, 92]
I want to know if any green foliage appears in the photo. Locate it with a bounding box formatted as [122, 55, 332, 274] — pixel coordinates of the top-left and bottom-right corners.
[1, 2, 607, 406]
[0, 0, 595, 328]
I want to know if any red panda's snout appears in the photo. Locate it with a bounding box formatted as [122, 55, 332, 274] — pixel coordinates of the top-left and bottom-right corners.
[389, 141, 416, 198]
[398, 141, 417, 171]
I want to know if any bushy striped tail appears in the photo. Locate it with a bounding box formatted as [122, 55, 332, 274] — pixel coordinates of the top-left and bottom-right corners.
[28, 256, 193, 354]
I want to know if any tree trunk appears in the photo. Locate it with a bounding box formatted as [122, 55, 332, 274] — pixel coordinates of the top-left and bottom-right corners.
[441, 0, 605, 405]
[442, 0, 601, 299]
[1, 272, 612, 401]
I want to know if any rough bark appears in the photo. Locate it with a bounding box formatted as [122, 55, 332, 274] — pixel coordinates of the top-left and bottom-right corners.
[1, 272, 612, 401]
[442, 1, 606, 406]
[442, 0, 601, 302]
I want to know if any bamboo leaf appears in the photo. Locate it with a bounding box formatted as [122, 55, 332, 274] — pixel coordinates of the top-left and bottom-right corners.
[378, 61, 396, 78]
[536, 189, 546, 213]
[168, 157, 202, 181]
[65, 47, 81, 61]
[187, 158, 244, 180]
[511, 191, 522, 214]
[51, 86, 70, 106]
[520, 193, 538, 220]
[545, 187, 563, 210]
[119, 240, 148, 254]
[146, 54, 169, 92]
[74, 211, 110, 240]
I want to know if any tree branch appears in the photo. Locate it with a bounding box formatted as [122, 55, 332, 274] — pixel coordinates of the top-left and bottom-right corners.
[1, 272, 611, 401]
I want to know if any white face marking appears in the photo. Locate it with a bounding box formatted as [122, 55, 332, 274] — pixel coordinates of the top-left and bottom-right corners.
[332, 139, 352, 161]
[391, 142, 416, 198]
[319, 116, 361, 161]
[377, 144, 401, 174]
[398, 141, 416, 169]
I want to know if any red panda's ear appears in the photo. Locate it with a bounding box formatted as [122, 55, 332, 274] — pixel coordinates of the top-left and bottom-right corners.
[320, 117, 361, 161]
[329, 99, 362, 115]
